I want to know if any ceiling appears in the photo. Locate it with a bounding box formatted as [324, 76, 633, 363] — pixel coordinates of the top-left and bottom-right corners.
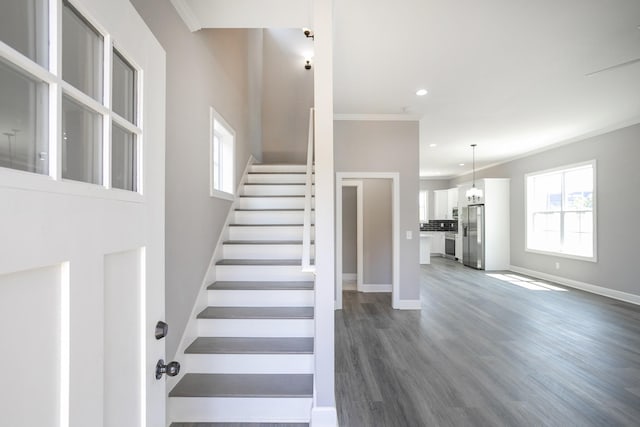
[172, 0, 640, 178]
[333, 0, 640, 178]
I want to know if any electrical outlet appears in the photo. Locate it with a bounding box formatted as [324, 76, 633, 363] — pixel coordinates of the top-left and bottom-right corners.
[555, 262, 560, 270]
[406, 231, 413, 240]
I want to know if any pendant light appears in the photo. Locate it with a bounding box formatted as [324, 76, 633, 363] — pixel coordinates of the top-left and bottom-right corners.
[466, 144, 483, 203]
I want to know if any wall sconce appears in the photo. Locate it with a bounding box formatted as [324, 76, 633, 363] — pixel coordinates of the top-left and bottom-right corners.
[304, 53, 313, 70]
[303, 28, 314, 40]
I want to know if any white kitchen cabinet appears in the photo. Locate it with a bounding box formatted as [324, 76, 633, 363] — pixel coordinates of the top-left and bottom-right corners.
[434, 190, 449, 219]
[435, 188, 459, 220]
[448, 188, 458, 210]
[423, 231, 445, 255]
[455, 234, 463, 262]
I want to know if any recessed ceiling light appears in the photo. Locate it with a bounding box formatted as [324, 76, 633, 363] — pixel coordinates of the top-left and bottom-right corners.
[429, 143, 437, 148]
[416, 89, 428, 96]
[459, 163, 465, 166]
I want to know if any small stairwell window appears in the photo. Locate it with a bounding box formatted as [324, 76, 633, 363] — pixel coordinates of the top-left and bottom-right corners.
[210, 107, 235, 199]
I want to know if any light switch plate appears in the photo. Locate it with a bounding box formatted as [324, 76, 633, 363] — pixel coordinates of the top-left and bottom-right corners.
[406, 231, 412, 240]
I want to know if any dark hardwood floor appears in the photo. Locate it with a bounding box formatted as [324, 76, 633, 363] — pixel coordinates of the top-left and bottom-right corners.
[335, 257, 640, 426]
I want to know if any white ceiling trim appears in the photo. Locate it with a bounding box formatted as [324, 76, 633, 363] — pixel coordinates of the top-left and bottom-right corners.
[170, 0, 201, 32]
[334, 113, 421, 121]
[449, 115, 640, 180]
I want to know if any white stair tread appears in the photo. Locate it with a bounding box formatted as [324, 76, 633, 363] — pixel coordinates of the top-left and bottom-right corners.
[169, 374, 313, 398]
[248, 172, 307, 175]
[239, 195, 310, 198]
[208, 281, 314, 291]
[223, 240, 310, 245]
[234, 209, 312, 212]
[216, 259, 305, 266]
[198, 307, 314, 319]
[185, 337, 314, 354]
[171, 423, 309, 427]
[229, 224, 305, 227]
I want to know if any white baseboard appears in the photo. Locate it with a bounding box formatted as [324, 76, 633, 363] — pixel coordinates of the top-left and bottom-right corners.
[509, 265, 640, 306]
[394, 299, 422, 310]
[311, 406, 338, 427]
[342, 273, 356, 281]
[342, 282, 356, 291]
[360, 284, 392, 293]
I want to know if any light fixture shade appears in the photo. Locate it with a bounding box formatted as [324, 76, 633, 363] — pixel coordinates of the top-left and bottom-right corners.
[466, 186, 483, 203]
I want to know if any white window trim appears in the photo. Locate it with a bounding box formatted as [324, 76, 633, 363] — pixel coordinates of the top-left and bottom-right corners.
[524, 159, 597, 262]
[209, 107, 235, 200]
[0, 0, 143, 201]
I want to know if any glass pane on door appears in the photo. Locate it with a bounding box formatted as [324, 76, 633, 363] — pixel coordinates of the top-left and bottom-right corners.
[0, 0, 48, 67]
[61, 95, 103, 184]
[62, 0, 104, 102]
[0, 58, 49, 174]
[112, 124, 137, 191]
[112, 50, 137, 124]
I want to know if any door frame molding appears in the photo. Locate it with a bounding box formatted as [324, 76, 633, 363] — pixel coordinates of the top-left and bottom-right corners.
[335, 172, 400, 310]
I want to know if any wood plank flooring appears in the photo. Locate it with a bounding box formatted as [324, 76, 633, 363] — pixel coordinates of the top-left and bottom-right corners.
[335, 257, 640, 426]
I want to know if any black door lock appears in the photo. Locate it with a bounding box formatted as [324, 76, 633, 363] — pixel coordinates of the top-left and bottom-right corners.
[155, 359, 180, 379]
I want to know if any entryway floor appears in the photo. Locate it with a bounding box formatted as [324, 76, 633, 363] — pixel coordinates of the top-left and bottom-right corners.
[335, 257, 640, 426]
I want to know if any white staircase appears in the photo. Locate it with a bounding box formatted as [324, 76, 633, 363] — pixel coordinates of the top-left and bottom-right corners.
[169, 164, 315, 426]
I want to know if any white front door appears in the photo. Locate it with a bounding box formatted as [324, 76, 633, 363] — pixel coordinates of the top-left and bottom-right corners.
[0, 0, 166, 426]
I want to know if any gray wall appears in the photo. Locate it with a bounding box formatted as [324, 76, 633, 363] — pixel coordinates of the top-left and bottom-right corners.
[449, 123, 640, 297]
[335, 120, 420, 301]
[342, 186, 357, 275]
[261, 29, 314, 163]
[131, 0, 258, 357]
[363, 179, 392, 284]
[420, 179, 450, 221]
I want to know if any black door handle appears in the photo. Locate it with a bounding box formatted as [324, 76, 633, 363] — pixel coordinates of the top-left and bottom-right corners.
[155, 359, 180, 379]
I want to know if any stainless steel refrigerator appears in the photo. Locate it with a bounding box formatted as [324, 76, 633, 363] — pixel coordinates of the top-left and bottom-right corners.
[462, 204, 485, 270]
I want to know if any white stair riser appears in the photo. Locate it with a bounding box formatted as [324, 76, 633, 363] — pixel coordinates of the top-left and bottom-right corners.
[233, 210, 314, 225]
[246, 174, 312, 184]
[198, 319, 314, 337]
[216, 265, 314, 282]
[228, 226, 314, 241]
[223, 244, 314, 260]
[238, 197, 314, 210]
[183, 354, 314, 374]
[242, 184, 314, 196]
[208, 290, 314, 307]
[170, 397, 312, 423]
[250, 164, 308, 173]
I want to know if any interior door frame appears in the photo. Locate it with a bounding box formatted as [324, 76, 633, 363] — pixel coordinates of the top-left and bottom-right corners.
[335, 172, 400, 309]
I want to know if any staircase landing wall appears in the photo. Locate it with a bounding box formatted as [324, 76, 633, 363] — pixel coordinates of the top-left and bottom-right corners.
[131, 0, 258, 358]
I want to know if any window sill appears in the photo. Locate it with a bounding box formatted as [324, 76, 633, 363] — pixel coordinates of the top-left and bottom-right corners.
[210, 188, 234, 201]
[525, 247, 597, 263]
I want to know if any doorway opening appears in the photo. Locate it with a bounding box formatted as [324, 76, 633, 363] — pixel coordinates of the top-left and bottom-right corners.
[336, 172, 400, 309]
